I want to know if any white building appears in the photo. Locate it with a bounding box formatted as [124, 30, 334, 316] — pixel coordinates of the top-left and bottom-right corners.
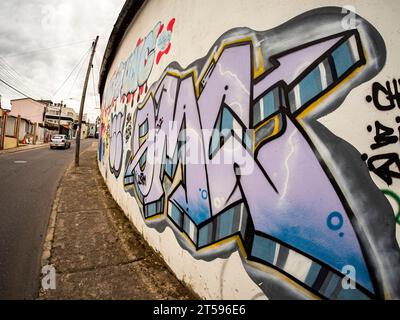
[45, 102, 76, 129]
[44, 101, 88, 139]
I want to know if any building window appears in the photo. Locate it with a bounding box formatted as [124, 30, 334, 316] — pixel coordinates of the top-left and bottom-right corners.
[5, 116, 16, 136]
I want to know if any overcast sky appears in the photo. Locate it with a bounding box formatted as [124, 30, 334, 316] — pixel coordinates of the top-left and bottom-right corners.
[0, 0, 126, 122]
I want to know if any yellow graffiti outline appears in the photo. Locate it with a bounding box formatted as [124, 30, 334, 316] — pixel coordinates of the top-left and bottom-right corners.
[253, 114, 281, 150]
[296, 66, 363, 120]
[146, 214, 163, 221]
[139, 133, 148, 149]
[127, 35, 262, 167]
[121, 36, 367, 299]
[195, 35, 266, 97]
[254, 46, 265, 78]
[245, 259, 321, 300]
[182, 231, 320, 300]
[296, 46, 368, 120]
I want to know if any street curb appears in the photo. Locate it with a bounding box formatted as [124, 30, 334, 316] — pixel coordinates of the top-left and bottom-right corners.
[40, 166, 69, 268]
[95, 153, 201, 301]
[38, 142, 199, 300]
[40, 143, 96, 267]
[0, 143, 50, 156]
[38, 142, 96, 298]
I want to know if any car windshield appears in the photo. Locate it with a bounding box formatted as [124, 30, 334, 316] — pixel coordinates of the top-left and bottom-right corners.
[53, 135, 65, 139]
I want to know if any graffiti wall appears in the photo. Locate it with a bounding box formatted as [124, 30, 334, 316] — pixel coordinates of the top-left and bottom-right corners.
[98, 1, 400, 300]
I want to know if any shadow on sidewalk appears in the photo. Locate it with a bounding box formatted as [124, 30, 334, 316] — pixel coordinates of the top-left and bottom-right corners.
[39, 142, 198, 300]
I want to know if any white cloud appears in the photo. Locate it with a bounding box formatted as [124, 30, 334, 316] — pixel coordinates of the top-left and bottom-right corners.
[0, 0, 126, 122]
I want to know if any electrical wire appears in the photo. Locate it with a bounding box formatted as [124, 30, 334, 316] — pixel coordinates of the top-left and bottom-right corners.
[0, 77, 31, 98]
[0, 71, 41, 100]
[66, 50, 89, 99]
[0, 81, 21, 99]
[0, 57, 49, 96]
[0, 76, 49, 112]
[94, 51, 102, 77]
[0, 38, 105, 120]
[91, 64, 100, 110]
[0, 60, 44, 99]
[51, 46, 91, 99]
[2, 39, 97, 58]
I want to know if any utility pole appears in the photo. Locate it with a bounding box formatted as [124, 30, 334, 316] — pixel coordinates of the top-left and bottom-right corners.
[75, 36, 99, 167]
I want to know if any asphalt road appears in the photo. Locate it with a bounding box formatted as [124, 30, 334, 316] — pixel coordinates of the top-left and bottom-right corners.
[0, 139, 94, 299]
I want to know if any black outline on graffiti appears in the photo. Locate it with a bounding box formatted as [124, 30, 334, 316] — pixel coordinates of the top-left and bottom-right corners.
[109, 105, 126, 178]
[94, 8, 400, 298]
[117, 28, 382, 300]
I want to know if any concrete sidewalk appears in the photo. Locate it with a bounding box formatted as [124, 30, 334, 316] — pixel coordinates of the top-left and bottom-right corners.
[39, 142, 197, 300]
[0, 143, 49, 156]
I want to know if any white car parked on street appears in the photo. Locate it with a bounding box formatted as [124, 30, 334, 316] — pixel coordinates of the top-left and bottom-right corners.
[50, 134, 71, 149]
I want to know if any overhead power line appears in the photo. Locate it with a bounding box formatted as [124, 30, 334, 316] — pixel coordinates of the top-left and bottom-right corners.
[94, 51, 102, 77]
[0, 56, 55, 99]
[0, 77, 31, 99]
[67, 50, 89, 99]
[0, 76, 51, 111]
[52, 46, 92, 99]
[2, 38, 100, 58]
[0, 66, 33, 97]
[0, 81, 23, 98]
[0, 69, 41, 100]
[92, 64, 100, 110]
[0, 60, 44, 99]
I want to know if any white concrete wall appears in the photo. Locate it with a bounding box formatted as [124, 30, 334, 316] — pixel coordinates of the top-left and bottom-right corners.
[98, 0, 400, 300]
